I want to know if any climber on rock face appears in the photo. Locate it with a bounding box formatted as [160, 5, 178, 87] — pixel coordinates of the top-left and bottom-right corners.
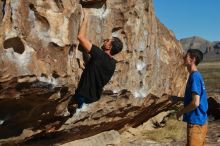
[69, 9, 123, 109]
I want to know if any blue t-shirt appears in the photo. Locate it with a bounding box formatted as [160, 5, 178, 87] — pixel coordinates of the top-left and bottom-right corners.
[183, 71, 208, 125]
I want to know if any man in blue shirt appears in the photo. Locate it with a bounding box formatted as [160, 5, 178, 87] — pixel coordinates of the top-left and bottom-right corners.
[174, 49, 208, 146]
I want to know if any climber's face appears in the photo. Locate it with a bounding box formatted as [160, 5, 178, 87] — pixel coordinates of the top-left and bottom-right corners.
[102, 38, 112, 51]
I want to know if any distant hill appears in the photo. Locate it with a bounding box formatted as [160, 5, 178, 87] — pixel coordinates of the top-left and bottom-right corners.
[180, 36, 220, 61]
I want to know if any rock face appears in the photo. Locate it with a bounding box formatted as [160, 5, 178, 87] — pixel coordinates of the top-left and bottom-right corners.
[180, 36, 220, 60]
[0, 0, 187, 145]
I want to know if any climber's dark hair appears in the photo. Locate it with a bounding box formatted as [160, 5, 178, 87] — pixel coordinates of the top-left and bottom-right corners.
[187, 49, 203, 65]
[110, 37, 123, 56]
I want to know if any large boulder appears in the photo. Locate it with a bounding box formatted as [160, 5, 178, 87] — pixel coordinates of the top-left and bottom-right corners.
[0, 0, 187, 145]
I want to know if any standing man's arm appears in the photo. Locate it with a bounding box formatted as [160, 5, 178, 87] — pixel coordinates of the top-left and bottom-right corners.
[77, 9, 92, 53]
[176, 93, 200, 120]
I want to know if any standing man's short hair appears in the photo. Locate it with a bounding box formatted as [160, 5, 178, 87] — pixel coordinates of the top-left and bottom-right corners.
[110, 37, 123, 56]
[187, 49, 203, 65]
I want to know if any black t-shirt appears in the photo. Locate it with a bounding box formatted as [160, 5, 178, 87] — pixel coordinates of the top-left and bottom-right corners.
[75, 45, 116, 103]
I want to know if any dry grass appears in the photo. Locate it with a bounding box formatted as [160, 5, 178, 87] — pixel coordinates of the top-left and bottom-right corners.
[143, 117, 186, 143]
[198, 61, 220, 93]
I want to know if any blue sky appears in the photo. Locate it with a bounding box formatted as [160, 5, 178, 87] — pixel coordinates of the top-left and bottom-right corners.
[154, 0, 220, 41]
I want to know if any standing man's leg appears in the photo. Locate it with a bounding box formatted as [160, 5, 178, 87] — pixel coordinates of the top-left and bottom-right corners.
[187, 123, 208, 146]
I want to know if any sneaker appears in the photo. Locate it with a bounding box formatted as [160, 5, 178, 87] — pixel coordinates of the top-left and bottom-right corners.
[75, 103, 88, 115]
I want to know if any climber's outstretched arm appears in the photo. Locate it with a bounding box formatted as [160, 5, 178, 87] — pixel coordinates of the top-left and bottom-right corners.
[77, 9, 92, 53]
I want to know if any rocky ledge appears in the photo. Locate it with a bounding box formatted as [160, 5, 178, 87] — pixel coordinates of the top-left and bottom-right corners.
[0, 77, 177, 146]
[0, 0, 187, 145]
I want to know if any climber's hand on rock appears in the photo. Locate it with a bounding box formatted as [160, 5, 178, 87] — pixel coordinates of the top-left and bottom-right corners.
[82, 8, 89, 18]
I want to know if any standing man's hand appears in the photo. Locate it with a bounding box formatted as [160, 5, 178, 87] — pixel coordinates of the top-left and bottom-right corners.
[176, 110, 183, 120]
[176, 106, 184, 120]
